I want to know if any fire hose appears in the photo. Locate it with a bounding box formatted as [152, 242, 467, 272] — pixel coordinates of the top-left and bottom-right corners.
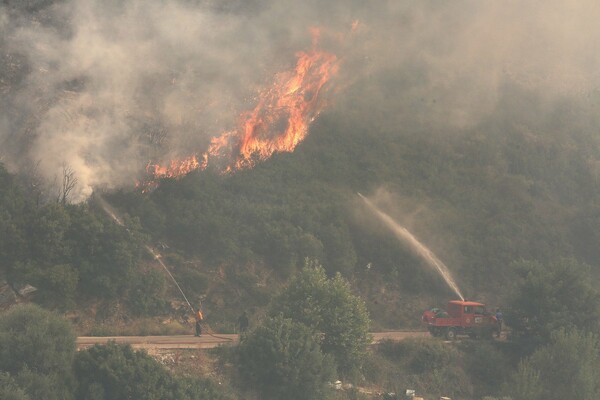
[95, 194, 232, 342]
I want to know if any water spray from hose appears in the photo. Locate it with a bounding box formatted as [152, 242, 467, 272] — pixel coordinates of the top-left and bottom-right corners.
[94, 194, 196, 314]
[358, 193, 465, 301]
[93, 193, 234, 342]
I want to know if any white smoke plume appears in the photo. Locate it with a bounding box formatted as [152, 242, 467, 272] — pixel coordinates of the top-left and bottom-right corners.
[1, 0, 600, 201]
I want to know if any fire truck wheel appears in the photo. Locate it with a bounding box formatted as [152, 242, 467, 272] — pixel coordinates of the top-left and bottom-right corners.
[445, 328, 457, 340]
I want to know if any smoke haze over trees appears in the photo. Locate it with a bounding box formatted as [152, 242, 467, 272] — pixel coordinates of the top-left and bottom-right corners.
[1, 0, 600, 201]
[1, 0, 599, 315]
[2, 1, 600, 398]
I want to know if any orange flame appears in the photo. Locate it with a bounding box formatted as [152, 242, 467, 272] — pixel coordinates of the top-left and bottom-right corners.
[146, 155, 200, 179]
[206, 47, 339, 171]
[142, 30, 339, 188]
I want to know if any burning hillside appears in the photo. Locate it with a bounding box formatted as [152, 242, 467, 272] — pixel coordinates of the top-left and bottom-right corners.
[142, 32, 339, 189]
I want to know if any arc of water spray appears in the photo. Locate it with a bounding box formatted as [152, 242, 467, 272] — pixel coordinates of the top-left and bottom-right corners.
[358, 193, 464, 301]
[94, 194, 196, 313]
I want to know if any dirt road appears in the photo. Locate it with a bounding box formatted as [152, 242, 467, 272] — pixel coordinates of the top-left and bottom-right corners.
[76, 331, 429, 350]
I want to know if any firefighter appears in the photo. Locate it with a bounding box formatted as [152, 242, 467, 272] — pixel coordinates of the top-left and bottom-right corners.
[194, 308, 204, 337]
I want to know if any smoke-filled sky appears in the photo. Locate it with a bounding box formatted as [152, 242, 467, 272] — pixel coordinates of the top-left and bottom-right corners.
[1, 0, 600, 201]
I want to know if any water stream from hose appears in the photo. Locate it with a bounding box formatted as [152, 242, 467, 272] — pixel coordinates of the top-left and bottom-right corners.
[94, 194, 196, 313]
[358, 193, 464, 301]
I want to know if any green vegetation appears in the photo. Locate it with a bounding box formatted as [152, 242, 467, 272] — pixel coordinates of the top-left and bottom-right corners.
[270, 261, 371, 377]
[237, 314, 336, 400]
[507, 329, 600, 400]
[235, 263, 370, 398]
[0, 164, 169, 315]
[0, 304, 75, 400]
[370, 338, 472, 399]
[1, 2, 600, 399]
[0, 305, 232, 400]
[507, 258, 600, 346]
[75, 342, 233, 400]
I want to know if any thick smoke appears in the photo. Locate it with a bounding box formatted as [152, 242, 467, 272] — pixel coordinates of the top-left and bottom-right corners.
[1, 0, 600, 201]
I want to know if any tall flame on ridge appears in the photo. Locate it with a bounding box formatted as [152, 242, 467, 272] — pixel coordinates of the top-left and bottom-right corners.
[143, 29, 339, 187]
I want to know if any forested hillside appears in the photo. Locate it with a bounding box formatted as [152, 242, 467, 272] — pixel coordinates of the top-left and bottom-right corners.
[1, 82, 598, 326]
[2, 2, 600, 325]
[2, 0, 600, 399]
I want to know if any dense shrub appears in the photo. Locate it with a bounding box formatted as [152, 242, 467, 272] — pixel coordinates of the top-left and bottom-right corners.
[507, 258, 600, 346]
[126, 268, 169, 316]
[506, 329, 600, 400]
[0, 304, 76, 400]
[237, 314, 336, 400]
[270, 261, 371, 376]
[74, 342, 231, 400]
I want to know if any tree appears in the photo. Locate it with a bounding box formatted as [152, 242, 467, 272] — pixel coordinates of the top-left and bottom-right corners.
[507, 360, 543, 400]
[74, 342, 179, 400]
[75, 341, 232, 400]
[126, 268, 168, 316]
[462, 341, 511, 397]
[0, 164, 29, 275]
[57, 163, 78, 205]
[71, 210, 145, 299]
[270, 260, 371, 376]
[0, 304, 76, 400]
[29, 263, 79, 310]
[507, 258, 600, 345]
[25, 203, 71, 265]
[0, 373, 30, 400]
[237, 314, 335, 400]
[506, 329, 600, 400]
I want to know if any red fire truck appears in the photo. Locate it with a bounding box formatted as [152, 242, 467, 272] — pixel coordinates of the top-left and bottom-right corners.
[422, 300, 499, 340]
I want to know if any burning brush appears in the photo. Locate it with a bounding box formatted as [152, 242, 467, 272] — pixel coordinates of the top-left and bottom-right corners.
[139, 29, 339, 192]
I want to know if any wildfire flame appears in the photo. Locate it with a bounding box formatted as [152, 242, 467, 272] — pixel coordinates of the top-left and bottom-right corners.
[142, 30, 339, 188]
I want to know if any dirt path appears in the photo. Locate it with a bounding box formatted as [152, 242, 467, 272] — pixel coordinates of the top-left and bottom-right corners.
[76, 331, 429, 350]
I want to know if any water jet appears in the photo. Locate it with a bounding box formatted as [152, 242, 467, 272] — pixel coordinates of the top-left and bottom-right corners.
[358, 193, 464, 300]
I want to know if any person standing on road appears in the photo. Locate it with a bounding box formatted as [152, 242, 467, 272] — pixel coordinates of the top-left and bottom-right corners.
[195, 308, 204, 337]
[237, 311, 249, 334]
[495, 308, 503, 337]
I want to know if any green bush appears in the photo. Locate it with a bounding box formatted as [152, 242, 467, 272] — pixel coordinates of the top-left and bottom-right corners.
[75, 342, 230, 400]
[0, 373, 30, 400]
[0, 304, 76, 400]
[126, 268, 169, 316]
[270, 261, 371, 376]
[506, 329, 600, 400]
[507, 258, 600, 346]
[409, 339, 457, 374]
[32, 264, 79, 310]
[237, 314, 336, 400]
[375, 338, 472, 399]
[174, 265, 209, 294]
[376, 339, 411, 362]
[461, 341, 511, 397]
[75, 342, 176, 400]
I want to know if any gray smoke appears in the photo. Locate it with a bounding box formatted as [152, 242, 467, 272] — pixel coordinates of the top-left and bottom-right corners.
[1, 0, 599, 201]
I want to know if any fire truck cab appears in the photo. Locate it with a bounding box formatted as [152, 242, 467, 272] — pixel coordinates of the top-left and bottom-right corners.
[422, 300, 498, 340]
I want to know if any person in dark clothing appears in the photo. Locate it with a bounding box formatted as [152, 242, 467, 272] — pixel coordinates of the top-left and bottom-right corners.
[495, 308, 503, 338]
[195, 308, 203, 337]
[237, 311, 249, 333]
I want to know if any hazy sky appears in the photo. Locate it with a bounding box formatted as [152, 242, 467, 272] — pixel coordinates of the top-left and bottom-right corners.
[1, 0, 600, 201]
